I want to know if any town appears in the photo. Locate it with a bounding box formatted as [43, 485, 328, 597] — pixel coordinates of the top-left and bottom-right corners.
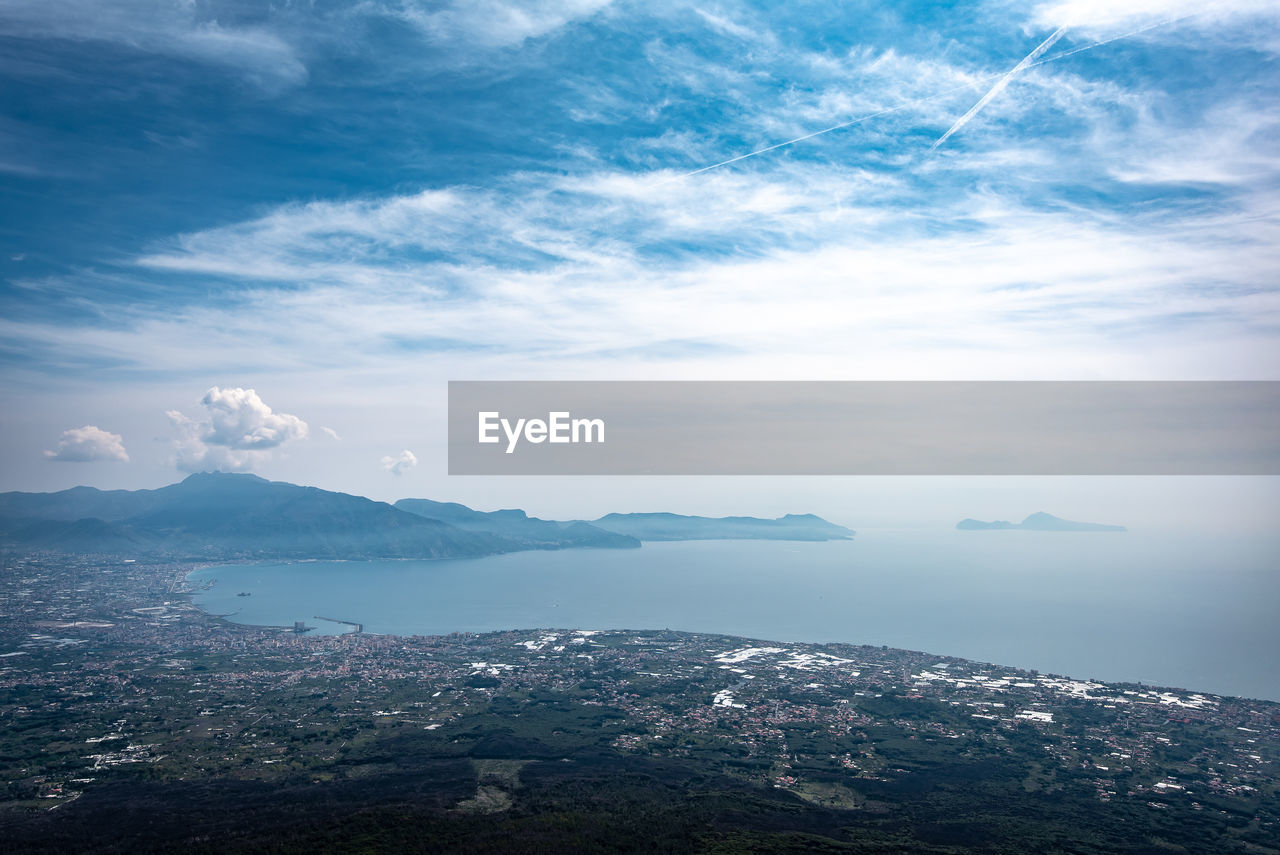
[1, 552, 1277, 852]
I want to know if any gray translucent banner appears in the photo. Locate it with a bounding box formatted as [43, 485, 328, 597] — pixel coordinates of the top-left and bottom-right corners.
[448, 381, 1280, 475]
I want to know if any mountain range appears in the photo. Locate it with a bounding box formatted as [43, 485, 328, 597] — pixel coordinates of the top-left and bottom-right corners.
[0, 473, 506, 560]
[0, 473, 852, 560]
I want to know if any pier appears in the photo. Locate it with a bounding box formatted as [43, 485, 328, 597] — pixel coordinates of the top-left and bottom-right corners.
[315, 615, 363, 633]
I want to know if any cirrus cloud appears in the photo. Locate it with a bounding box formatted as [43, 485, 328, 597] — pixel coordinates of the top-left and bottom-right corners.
[1031, 0, 1280, 35]
[376, 0, 613, 50]
[0, 0, 308, 90]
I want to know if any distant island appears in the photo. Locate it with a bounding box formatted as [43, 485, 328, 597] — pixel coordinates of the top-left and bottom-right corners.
[957, 511, 1126, 532]
[0, 473, 852, 560]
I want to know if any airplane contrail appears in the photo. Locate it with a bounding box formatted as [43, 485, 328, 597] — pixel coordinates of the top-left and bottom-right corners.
[1020, 14, 1188, 70]
[678, 102, 926, 179]
[930, 26, 1066, 150]
[673, 15, 1190, 178]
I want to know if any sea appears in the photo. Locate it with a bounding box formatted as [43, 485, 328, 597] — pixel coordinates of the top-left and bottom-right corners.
[187, 530, 1280, 702]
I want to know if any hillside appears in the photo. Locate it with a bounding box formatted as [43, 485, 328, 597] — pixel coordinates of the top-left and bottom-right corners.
[0, 473, 511, 560]
[394, 499, 640, 550]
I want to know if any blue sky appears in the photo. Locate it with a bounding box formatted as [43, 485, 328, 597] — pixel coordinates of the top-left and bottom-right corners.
[1, 0, 1278, 522]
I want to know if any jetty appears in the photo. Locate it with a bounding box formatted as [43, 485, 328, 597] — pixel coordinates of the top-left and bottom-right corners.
[315, 615, 363, 633]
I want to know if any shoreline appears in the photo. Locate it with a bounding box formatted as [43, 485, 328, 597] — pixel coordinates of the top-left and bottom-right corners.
[180, 567, 1275, 706]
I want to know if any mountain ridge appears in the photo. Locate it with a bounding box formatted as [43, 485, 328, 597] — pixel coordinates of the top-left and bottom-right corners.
[590, 511, 855, 541]
[394, 498, 640, 550]
[0, 474, 854, 558]
[0, 473, 511, 560]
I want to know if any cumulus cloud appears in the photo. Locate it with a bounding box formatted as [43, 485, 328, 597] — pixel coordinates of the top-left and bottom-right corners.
[167, 387, 308, 472]
[381, 449, 418, 476]
[44, 425, 129, 462]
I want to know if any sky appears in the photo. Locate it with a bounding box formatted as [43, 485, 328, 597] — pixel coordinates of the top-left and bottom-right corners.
[1, 0, 1278, 528]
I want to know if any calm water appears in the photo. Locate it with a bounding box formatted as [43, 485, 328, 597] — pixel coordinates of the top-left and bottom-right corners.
[188, 531, 1280, 701]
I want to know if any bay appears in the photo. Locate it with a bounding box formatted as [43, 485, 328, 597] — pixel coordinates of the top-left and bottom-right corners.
[188, 530, 1280, 702]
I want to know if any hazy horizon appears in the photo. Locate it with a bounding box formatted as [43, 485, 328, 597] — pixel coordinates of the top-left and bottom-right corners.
[5, 469, 1279, 538]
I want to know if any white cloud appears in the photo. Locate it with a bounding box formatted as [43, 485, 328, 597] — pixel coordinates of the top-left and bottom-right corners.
[30, 181, 1263, 381]
[167, 387, 308, 472]
[136, 166, 899, 287]
[381, 449, 418, 476]
[0, 0, 307, 89]
[43, 425, 129, 462]
[1032, 0, 1280, 35]
[376, 0, 612, 49]
[692, 7, 766, 43]
[321, 426, 342, 441]
[4, 4, 1277, 387]
[1107, 102, 1280, 186]
[0, 138, 1263, 387]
